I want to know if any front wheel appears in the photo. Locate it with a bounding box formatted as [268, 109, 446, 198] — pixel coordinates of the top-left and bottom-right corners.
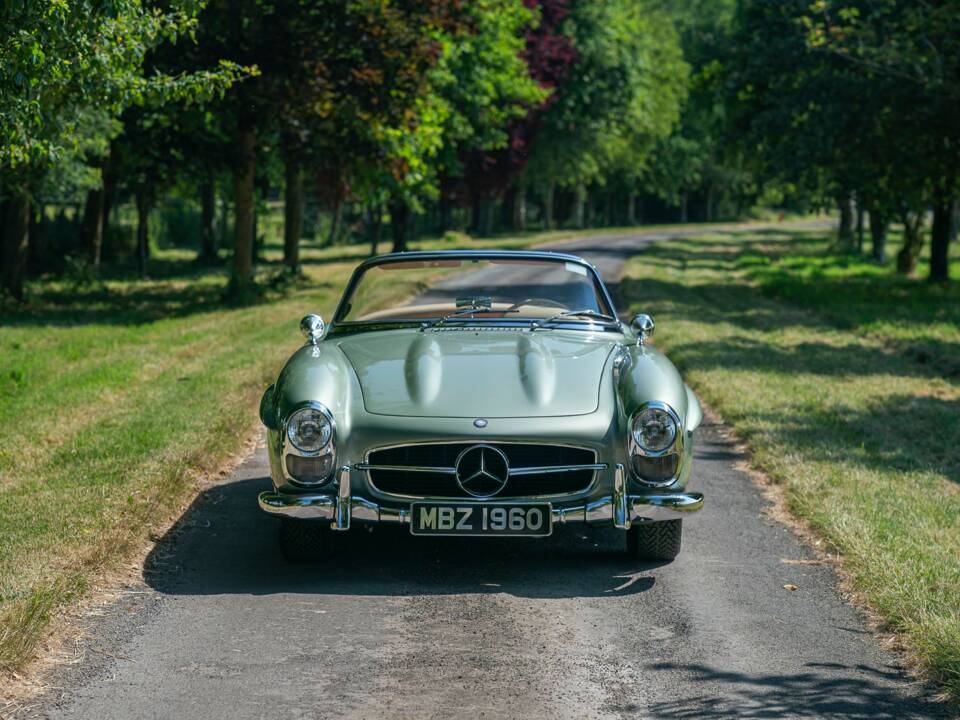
[279, 518, 331, 562]
[627, 519, 682, 561]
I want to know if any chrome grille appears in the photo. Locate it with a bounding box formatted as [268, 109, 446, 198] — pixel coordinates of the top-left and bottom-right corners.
[362, 443, 601, 498]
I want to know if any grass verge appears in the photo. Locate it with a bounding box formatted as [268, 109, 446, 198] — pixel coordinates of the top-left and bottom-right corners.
[620, 226, 960, 700]
[0, 229, 563, 675]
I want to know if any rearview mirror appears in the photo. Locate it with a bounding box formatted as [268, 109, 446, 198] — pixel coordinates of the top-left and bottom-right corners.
[631, 313, 655, 345]
[300, 314, 325, 345]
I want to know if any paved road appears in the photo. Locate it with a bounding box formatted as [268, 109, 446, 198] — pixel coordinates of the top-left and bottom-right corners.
[30, 224, 949, 719]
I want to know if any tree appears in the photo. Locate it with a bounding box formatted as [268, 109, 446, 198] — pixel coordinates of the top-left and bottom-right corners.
[521, 0, 688, 229]
[0, 1, 244, 299]
[429, 0, 547, 236]
[457, 0, 579, 232]
[637, 0, 741, 223]
[804, 0, 960, 281]
[726, 0, 929, 262]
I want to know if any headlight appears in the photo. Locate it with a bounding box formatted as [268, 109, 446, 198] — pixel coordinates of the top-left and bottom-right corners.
[286, 405, 333, 453]
[631, 405, 678, 454]
[286, 454, 335, 484]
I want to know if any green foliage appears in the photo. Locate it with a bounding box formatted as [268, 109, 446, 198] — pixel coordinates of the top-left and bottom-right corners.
[639, 0, 747, 214]
[431, 0, 547, 176]
[523, 0, 687, 190]
[0, 1, 246, 189]
[727, 0, 960, 243]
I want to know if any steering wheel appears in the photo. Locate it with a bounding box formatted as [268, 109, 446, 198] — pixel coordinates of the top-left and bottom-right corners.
[504, 297, 568, 313]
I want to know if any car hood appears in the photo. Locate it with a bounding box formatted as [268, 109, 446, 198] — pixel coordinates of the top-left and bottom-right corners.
[337, 328, 617, 418]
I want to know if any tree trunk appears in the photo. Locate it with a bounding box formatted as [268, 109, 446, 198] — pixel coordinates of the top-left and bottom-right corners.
[252, 204, 262, 260]
[1, 195, 30, 301]
[28, 202, 46, 275]
[501, 187, 515, 231]
[326, 198, 342, 246]
[100, 152, 117, 262]
[219, 196, 230, 249]
[439, 194, 452, 234]
[572, 184, 586, 229]
[855, 200, 865, 254]
[283, 160, 302, 273]
[680, 192, 689, 224]
[705, 185, 715, 222]
[389, 199, 409, 253]
[929, 196, 955, 283]
[368, 204, 382, 256]
[868, 208, 887, 263]
[512, 189, 526, 232]
[543, 182, 556, 230]
[135, 188, 151, 279]
[626, 194, 637, 226]
[232, 127, 257, 291]
[896, 211, 924, 275]
[837, 194, 854, 250]
[81, 181, 105, 269]
[200, 179, 218, 264]
[477, 197, 494, 237]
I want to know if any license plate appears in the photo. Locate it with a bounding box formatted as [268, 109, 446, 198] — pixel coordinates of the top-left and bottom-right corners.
[409, 502, 552, 537]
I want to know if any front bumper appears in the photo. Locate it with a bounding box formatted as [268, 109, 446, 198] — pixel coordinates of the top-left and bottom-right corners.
[258, 464, 703, 531]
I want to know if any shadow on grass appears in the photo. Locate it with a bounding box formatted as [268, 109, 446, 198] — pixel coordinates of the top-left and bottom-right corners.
[621, 270, 960, 380]
[622, 274, 960, 483]
[748, 394, 960, 483]
[2, 271, 336, 328]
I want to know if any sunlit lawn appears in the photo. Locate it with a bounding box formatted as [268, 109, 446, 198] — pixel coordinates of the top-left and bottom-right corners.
[0, 229, 548, 673]
[621, 227, 960, 699]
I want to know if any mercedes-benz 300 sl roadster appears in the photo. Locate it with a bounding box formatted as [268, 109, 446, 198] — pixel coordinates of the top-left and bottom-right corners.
[257, 250, 704, 561]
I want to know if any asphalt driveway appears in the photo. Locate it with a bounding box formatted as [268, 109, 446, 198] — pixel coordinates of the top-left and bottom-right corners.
[26, 224, 948, 719]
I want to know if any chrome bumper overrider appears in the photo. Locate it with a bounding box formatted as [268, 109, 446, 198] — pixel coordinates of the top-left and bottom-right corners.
[258, 465, 703, 531]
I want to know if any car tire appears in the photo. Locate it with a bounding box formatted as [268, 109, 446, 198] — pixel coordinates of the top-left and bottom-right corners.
[279, 518, 330, 562]
[627, 519, 682, 561]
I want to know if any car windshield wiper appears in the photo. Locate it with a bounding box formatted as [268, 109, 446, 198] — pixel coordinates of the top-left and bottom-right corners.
[421, 305, 519, 331]
[530, 309, 616, 330]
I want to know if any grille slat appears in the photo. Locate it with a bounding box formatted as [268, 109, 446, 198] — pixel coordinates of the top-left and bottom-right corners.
[367, 443, 597, 498]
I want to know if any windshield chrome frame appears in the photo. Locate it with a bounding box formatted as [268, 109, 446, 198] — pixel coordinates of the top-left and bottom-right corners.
[330, 250, 619, 332]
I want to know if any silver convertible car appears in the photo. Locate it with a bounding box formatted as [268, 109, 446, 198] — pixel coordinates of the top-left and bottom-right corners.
[258, 250, 703, 561]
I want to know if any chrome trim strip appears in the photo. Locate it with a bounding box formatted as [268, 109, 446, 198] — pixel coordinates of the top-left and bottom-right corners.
[357, 463, 605, 476]
[508, 463, 607, 476]
[613, 464, 630, 530]
[356, 463, 457, 474]
[258, 490, 704, 524]
[332, 465, 351, 531]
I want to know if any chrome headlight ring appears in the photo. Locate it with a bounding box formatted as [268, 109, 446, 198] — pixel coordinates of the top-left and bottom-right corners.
[285, 402, 336, 455]
[628, 401, 683, 488]
[629, 401, 681, 457]
[282, 402, 337, 487]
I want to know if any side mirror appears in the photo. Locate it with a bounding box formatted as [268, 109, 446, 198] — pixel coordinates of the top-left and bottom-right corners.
[631, 313, 655, 345]
[300, 314, 325, 345]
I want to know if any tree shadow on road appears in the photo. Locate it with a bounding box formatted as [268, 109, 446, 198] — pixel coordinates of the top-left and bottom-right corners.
[636, 661, 951, 719]
[144, 475, 663, 600]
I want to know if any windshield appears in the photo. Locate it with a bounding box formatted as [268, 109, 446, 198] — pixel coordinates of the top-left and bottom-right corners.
[336, 256, 614, 325]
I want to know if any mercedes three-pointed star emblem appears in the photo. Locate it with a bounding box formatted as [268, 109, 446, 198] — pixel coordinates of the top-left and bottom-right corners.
[454, 444, 510, 498]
